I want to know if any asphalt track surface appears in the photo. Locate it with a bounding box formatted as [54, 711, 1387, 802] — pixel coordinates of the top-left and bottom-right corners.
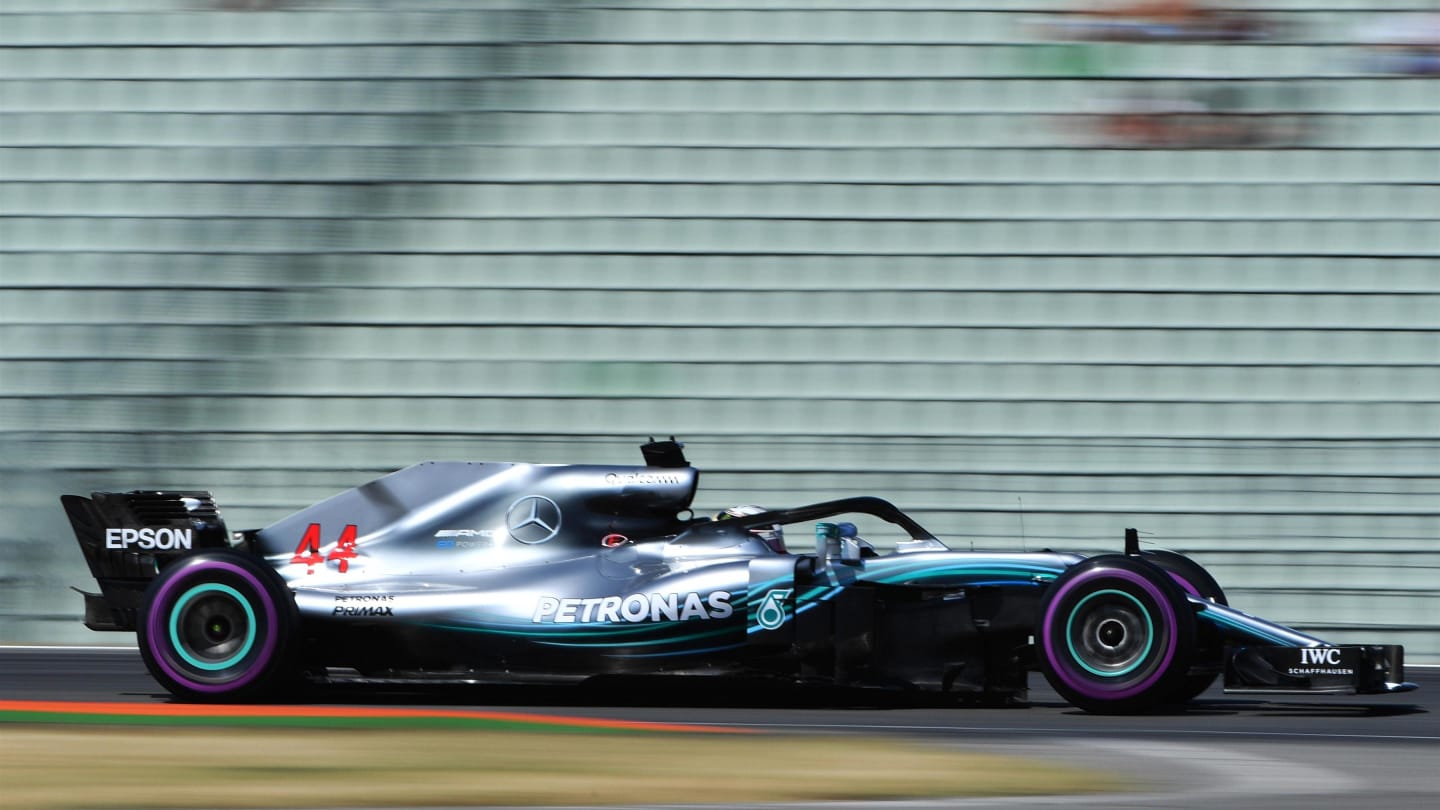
[4, 646, 1438, 809]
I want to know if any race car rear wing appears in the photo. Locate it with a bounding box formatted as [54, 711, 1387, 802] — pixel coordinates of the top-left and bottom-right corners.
[60, 490, 231, 631]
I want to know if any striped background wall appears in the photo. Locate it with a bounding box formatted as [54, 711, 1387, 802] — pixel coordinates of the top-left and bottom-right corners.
[1, 0, 1436, 656]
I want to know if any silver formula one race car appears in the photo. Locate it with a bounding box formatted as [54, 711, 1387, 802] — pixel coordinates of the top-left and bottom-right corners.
[62, 439, 1415, 713]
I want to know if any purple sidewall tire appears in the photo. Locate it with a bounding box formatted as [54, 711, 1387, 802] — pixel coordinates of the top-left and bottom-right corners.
[143, 557, 282, 696]
[1142, 550, 1227, 703]
[1144, 549, 1226, 607]
[1167, 571, 1202, 599]
[1040, 564, 1179, 702]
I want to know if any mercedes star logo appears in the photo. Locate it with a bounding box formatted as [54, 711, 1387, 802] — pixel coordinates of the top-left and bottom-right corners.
[505, 495, 562, 544]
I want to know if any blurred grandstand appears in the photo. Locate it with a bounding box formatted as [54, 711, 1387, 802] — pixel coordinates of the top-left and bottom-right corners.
[0, 0, 1436, 658]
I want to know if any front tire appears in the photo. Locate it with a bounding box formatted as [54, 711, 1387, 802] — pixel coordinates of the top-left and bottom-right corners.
[1142, 549, 1227, 703]
[137, 550, 298, 702]
[1037, 555, 1195, 714]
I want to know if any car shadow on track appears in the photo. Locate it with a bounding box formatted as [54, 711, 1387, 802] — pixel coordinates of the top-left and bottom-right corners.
[294, 677, 1001, 711]
[285, 680, 1427, 718]
[1045, 697, 1428, 719]
[1245, 703, 1427, 718]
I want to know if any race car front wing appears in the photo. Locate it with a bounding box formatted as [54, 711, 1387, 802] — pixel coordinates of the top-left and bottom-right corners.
[1224, 643, 1415, 696]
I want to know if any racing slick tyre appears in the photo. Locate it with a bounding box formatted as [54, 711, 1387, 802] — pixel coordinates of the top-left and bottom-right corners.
[137, 550, 299, 702]
[1142, 550, 1228, 703]
[1036, 555, 1196, 714]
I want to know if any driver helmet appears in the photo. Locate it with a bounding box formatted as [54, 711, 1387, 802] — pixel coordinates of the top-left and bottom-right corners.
[716, 504, 785, 553]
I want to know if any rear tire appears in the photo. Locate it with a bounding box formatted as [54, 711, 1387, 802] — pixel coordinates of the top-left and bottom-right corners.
[1037, 555, 1195, 714]
[137, 550, 298, 702]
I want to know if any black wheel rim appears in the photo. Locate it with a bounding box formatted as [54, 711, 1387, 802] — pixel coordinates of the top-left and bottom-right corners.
[1066, 588, 1155, 679]
[170, 584, 256, 671]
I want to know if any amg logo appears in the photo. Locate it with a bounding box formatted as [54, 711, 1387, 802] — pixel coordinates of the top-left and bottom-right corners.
[105, 527, 193, 551]
[334, 605, 393, 617]
[434, 529, 494, 538]
[533, 591, 733, 624]
[1300, 647, 1343, 666]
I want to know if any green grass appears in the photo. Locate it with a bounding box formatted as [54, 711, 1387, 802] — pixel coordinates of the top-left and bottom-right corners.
[2, 726, 1125, 808]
